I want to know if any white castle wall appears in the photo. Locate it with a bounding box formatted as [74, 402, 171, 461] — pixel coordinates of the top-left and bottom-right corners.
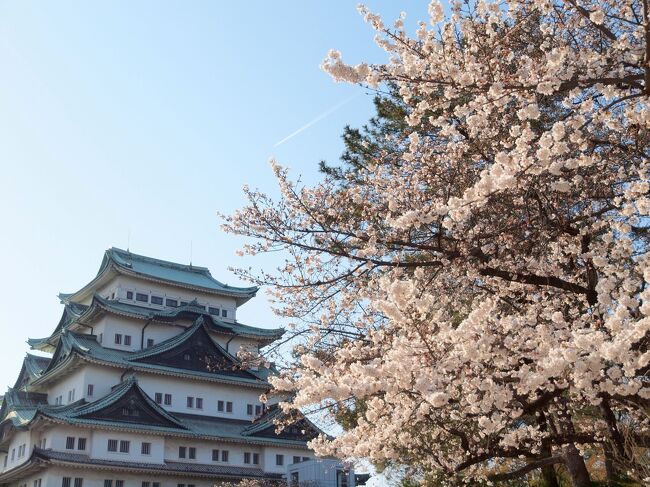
[137, 374, 264, 420]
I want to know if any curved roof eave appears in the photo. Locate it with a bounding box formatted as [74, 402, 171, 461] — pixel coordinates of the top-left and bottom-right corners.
[60, 248, 259, 305]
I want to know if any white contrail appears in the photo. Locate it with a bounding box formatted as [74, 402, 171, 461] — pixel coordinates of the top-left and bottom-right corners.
[274, 94, 358, 147]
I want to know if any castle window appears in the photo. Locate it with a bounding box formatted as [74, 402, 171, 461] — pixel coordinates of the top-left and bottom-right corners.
[188, 447, 196, 459]
[119, 440, 130, 453]
[116, 481, 124, 487]
[66, 437, 75, 450]
[253, 453, 260, 464]
[221, 309, 228, 318]
[164, 394, 172, 405]
[141, 442, 151, 455]
[114, 334, 122, 345]
[61, 478, 71, 487]
[124, 335, 131, 346]
[104, 481, 112, 487]
[221, 450, 229, 462]
[11, 448, 15, 461]
[255, 405, 262, 415]
[122, 407, 139, 417]
[178, 484, 185, 487]
[276, 454, 284, 466]
[147, 338, 154, 347]
[183, 353, 191, 361]
[293, 456, 301, 464]
[153, 483, 160, 487]
[180, 301, 188, 306]
[244, 452, 251, 464]
[247, 404, 253, 415]
[136, 293, 149, 303]
[186, 397, 194, 408]
[99, 333, 103, 343]
[166, 298, 178, 307]
[151, 296, 163, 305]
[303, 456, 310, 462]
[212, 449, 219, 461]
[77, 438, 87, 450]
[87, 384, 94, 396]
[179, 446, 186, 458]
[107, 439, 117, 452]
[196, 398, 203, 409]
[155, 393, 162, 404]
[226, 401, 233, 413]
[142, 483, 150, 487]
[73, 478, 83, 487]
[126, 291, 133, 300]
[217, 400, 224, 412]
[208, 307, 219, 315]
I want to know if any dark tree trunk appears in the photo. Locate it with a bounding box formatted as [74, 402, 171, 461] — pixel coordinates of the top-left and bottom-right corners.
[541, 463, 560, 487]
[603, 443, 620, 486]
[537, 411, 560, 487]
[564, 444, 592, 487]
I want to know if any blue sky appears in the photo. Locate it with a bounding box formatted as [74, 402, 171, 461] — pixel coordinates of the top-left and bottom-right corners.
[0, 1, 429, 389]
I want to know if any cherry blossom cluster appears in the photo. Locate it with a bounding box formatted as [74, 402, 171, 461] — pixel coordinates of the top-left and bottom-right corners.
[224, 0, 650, 484]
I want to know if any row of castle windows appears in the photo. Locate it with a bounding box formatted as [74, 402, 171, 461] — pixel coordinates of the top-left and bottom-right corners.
[65, 436, 86, 451]
[115, 289, 231, 319]
[105, 481, 161, 487]
[4, 443, 27, 467]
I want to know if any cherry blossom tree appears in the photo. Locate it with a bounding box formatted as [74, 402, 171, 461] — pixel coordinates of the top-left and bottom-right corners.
[223, 1, 650, 485]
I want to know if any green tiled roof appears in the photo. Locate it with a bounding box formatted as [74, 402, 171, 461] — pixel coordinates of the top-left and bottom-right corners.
[28, 448, 284, 480]
[13, 354, 51, 389]
[106, 247, 258, 295]
[90, 295, 284, 340]
[30, 296, 284, 352]
[60, 248, 258, 304]
[36, 327, 272, 388]
[41, 376, 188, 431]
[1, 378, 313, 448]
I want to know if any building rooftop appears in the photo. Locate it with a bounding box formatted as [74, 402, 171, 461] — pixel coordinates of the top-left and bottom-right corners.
[60, 247, 259, 305]
[0, 377, 319, 449]
[29, 295, 284, 353]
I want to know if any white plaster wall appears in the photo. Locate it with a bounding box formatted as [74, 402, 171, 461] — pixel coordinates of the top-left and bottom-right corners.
[137, 375, 263, 420]
[90, 430, 164, 464]
[142, 322, 189, 349]
[80, 365, 123, 402]
[38, 466, 217, 487]
[104, 275, 239, 321]
[2, 430, 32, 471]
[44, 425, 90, 452]
[164, 438, 258, 466]
[262, 446, 313, 475]
[5, 470, 50, 487]
[93, 315, 146, 352]
[47, 370, 86, 405]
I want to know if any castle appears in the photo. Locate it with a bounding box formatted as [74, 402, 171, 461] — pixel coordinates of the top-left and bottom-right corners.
[0, 248, 352, 487]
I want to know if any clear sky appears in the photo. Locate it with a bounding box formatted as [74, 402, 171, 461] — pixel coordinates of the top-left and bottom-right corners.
[0, 1, 429, 391]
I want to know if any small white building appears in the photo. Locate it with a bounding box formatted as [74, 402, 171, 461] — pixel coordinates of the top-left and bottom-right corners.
[286, 459, 355, 487]
[0, 247, 350, 487]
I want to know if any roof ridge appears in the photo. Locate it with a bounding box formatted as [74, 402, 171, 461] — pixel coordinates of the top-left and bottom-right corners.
[65, 376, 188, 429]
[109, 247, 212, 274]
[128, 316, 239, 363]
